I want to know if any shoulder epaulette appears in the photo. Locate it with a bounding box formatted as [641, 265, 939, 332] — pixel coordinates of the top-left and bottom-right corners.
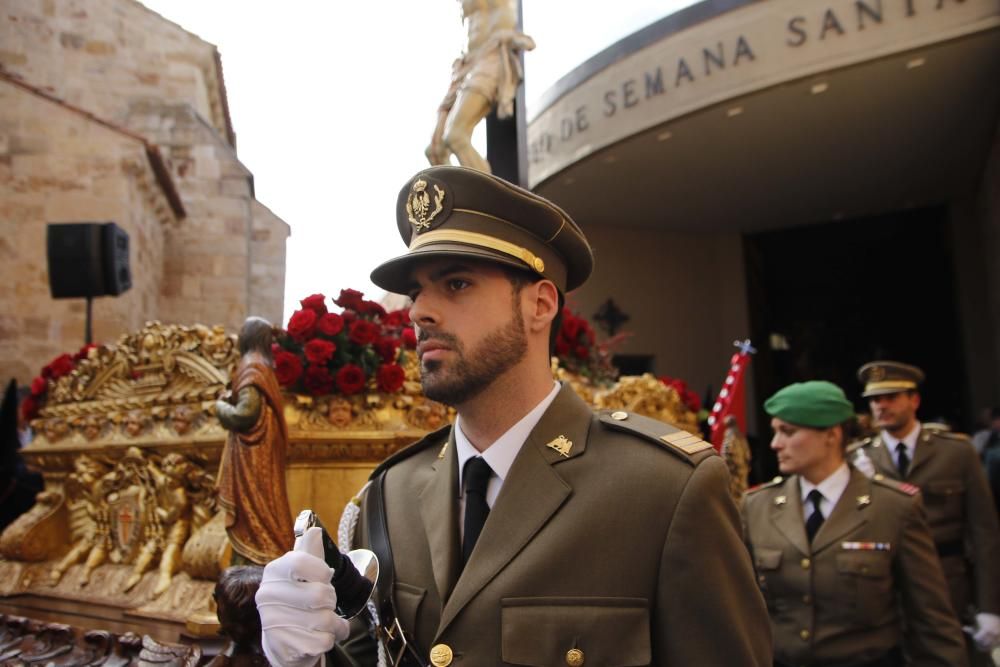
[598, 410, 715, 465]
[924, 426, 970, 441]
[872, 475, 920, 496]
[745, 476, 784, 494]
[846, 437, 873, 455]
[368, 424, 452, 480]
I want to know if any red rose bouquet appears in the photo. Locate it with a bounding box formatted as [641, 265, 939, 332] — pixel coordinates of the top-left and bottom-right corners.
[658, 375, 703, 415]
[22, 343, 101, 421]
[275, 290, 415, 397]
[553, 307, 623, 387]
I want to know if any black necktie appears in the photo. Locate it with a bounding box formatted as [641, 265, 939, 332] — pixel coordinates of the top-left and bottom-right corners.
[805, 489, 825, 543]
[462, 457, 492, 565]
[896, 443, 910, 478]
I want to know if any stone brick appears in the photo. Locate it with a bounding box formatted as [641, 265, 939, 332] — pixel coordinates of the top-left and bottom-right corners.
[84, 40, 115, 55]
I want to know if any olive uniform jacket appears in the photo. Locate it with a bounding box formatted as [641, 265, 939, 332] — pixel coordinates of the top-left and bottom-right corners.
[351, 384, 772, 666]
[741, 468, 967, 667]
[853, 427, 1000, 620]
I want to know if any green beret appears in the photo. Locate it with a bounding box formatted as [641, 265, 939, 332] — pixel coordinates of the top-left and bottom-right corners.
[371, 166, 594, 295]
[764, 381, 854, 428]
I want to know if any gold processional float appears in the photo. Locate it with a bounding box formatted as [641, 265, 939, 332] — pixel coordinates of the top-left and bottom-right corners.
[0, 292, 745, 661]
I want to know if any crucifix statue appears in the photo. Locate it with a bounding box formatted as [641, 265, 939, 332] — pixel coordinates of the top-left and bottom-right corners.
[425, 0, 534, 178]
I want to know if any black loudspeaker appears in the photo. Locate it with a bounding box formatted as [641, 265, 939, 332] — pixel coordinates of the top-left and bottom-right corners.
[47, 222, 131, 298]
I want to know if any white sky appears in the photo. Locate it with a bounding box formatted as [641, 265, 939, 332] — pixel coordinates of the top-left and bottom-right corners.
[138, 1, 697, 323]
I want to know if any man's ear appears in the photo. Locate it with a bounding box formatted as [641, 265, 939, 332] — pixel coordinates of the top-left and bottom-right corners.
[526, 280, 559, 334]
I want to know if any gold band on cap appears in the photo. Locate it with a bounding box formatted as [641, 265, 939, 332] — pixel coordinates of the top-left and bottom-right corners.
[865, 381, 917, 392]
[409, 228, 546, 275]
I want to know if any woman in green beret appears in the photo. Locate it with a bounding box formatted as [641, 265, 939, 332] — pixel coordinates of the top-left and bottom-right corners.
[741, 381, 966, 667]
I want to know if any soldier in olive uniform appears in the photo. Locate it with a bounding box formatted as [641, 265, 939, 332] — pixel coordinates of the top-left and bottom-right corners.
[743, 381, 966, 667]
[255, 166, 772, 667]
[851, 361, 1000, 661]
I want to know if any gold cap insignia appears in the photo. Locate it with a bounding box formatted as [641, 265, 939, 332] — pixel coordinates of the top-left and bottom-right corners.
[546, 435, 573, 457]
[856, 494, 871, 507]
[407, 178, 446, 233]
[774, 495, 787, 506]
[869, 365, 886, 382]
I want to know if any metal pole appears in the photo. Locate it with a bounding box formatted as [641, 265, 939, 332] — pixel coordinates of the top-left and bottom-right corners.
[85, 295, 93, 345]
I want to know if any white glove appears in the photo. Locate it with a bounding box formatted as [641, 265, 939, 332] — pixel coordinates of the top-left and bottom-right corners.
[972, 612, 1000, 651]
[853, 449, 876, 478]
[256, 527, 351, 667]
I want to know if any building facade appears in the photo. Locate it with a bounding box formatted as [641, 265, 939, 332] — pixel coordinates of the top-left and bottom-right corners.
[0, 0, 288, 386]
[528, 0, 1000, 456]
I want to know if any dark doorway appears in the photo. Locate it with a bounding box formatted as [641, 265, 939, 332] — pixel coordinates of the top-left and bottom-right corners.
[744, 207, 967, 481]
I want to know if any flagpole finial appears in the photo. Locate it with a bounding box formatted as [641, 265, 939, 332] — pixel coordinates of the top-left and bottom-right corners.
[733, 339, 757, 355]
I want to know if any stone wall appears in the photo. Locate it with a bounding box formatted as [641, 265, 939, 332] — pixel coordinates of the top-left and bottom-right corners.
[250, 200, 290, 325]
[0, 0, 289, 387]
[127, 102, 258, 329]
[0, 78, 174, 384]
[0, 0, 231, 145]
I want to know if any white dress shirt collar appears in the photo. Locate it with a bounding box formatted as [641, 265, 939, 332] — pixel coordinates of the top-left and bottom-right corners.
[881, 422, 920, 466]
[799, 462, 851, 519]
[455, 381, 561, 505]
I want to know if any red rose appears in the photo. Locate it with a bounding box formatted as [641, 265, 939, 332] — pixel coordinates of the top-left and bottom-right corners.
[304, 338, 337, 364]
[336, 364, 367, 395]
[376, 363, 405, 393]
[375, 337, 400, 363]
[317, 313, 344, 337]
[303, 364, 335, 395]
[683, 389, 702, 413]
[299, 293, 328, 315]
[334, 288, 365, 311]
[561, 314, 582, 341]
[20, 396, 39, 422]
[274, 351, 303, 386]
[45, 354, 74, 379]
[555, 338, 570, 357]
[358, 300, 387, 317]
[574, 345, 589, 359]
[271, 343, 282, 357]
[401, 327, 417, 349]
[73, 343, 97, 361]
[30, 376, 47, 396]
[348, 320, 378, 346]
[287, 309, 318, 342]
[383, 309, 408, 329]
[342, 310, 357, 324]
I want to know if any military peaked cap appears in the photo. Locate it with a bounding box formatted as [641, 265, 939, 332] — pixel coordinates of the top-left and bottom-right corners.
[857, 360, 925, 397]
[370, 166, 594, 294]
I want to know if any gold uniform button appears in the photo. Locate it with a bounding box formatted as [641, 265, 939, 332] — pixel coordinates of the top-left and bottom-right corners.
[800, 558, 811, 570]
[430, 644, 453, 667]
[566, 648, 585, 666]
[800, 629, 811, 641]
[611, 411, 628, 421]
[873, 473, 884, 481]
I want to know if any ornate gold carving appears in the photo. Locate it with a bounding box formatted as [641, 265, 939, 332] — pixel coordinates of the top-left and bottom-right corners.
[406, 179, 446, 232]
[593, 373, 700, 435]
[0, 490, 67, 561]
[26, 322, 238, 448]
[34, 448, 218, 596]
[721, 415, 751, 503]
[180, 510, 231, 580]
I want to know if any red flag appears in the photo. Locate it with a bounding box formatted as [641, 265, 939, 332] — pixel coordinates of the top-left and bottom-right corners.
[708, 340, 756, 451]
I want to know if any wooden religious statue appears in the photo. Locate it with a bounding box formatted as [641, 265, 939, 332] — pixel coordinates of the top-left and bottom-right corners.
[425, 0, 534, 173]
[215, 317, 294, 565]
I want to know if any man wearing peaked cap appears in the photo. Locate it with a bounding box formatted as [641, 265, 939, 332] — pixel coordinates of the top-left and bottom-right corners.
[257, 166, 772, 667]
[371, 165, 594, 295]
[743, 380, 966, 666]
[852, 361, 1000, 662]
